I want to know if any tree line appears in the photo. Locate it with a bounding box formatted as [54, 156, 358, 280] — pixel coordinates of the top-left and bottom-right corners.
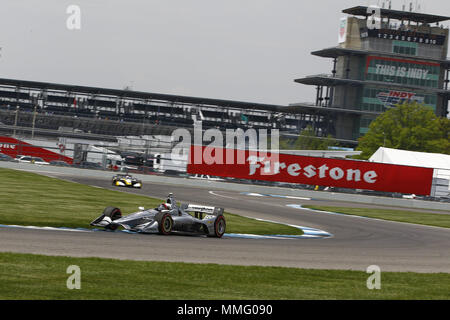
[279, 102, 449, 159]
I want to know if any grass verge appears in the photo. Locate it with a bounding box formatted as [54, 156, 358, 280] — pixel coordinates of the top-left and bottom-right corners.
[303, 205, 450, 228]
[0, 167, 302, 235]
[0, 252, 449, 300]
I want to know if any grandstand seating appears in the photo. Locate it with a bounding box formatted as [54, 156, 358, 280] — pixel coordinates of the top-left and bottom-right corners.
[0, 78, 334, 139]
[46, 95, 72, 104]
[0, 90, 29, 100]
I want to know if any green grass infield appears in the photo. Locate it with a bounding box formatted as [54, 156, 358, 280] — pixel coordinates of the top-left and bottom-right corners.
[0, 252, 449, 300]
[302, 205, 450, 229]
[0, 167, 302, 235]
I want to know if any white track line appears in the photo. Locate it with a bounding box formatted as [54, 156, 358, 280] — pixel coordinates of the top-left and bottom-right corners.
[208, 190, 235, 199]
[241, 192, 311, 201]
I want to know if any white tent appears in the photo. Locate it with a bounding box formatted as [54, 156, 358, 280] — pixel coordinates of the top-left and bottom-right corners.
[369, 147, 450, 170]
[369, 147, 450, 197]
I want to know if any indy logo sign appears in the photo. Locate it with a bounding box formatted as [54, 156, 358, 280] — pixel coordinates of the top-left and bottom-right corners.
[377, 90, 424, 108]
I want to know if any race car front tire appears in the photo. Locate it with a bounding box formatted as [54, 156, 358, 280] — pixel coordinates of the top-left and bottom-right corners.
[156, 212, 173, 235]
[209, 214, 226, 238]
[102, 206, 122, 231]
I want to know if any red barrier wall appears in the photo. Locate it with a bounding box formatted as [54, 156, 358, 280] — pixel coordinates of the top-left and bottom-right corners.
[187, 146, 434, 196]
[0, 136, 73, 164]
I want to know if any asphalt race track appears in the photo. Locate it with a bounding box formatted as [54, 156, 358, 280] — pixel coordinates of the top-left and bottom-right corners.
[1, 167, 450, 273]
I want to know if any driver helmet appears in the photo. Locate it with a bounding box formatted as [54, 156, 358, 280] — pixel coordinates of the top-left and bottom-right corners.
[166, 193, 173, 204]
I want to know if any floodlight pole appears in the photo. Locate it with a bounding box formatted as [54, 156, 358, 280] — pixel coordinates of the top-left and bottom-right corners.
[13, 105, 19, 137]
[31, 103, 37, 139]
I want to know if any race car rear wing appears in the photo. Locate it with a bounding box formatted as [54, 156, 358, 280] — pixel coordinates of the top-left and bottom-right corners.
[184, 204, 224, 216]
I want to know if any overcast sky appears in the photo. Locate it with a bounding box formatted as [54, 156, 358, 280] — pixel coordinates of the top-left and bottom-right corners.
[0, 0, 449, 105]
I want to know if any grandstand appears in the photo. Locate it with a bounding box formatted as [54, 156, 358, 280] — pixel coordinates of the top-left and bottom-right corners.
[0, 78, 342, 144]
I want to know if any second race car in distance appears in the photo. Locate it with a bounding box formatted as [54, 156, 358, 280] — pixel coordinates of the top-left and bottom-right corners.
[112, 174, 142, 188]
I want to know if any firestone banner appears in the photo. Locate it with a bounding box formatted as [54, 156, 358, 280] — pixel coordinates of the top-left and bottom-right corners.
[187, 146, 433, 196]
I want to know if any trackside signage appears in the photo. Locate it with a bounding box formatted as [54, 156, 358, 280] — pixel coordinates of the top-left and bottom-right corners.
[0, 136, 73, 164]
[187, 146, 433, 196]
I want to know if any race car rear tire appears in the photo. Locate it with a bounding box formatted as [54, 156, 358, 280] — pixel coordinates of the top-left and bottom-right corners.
[210, 215, 226, 238]
[156, 212, 173, 235]
[103, 206, 122, 231]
